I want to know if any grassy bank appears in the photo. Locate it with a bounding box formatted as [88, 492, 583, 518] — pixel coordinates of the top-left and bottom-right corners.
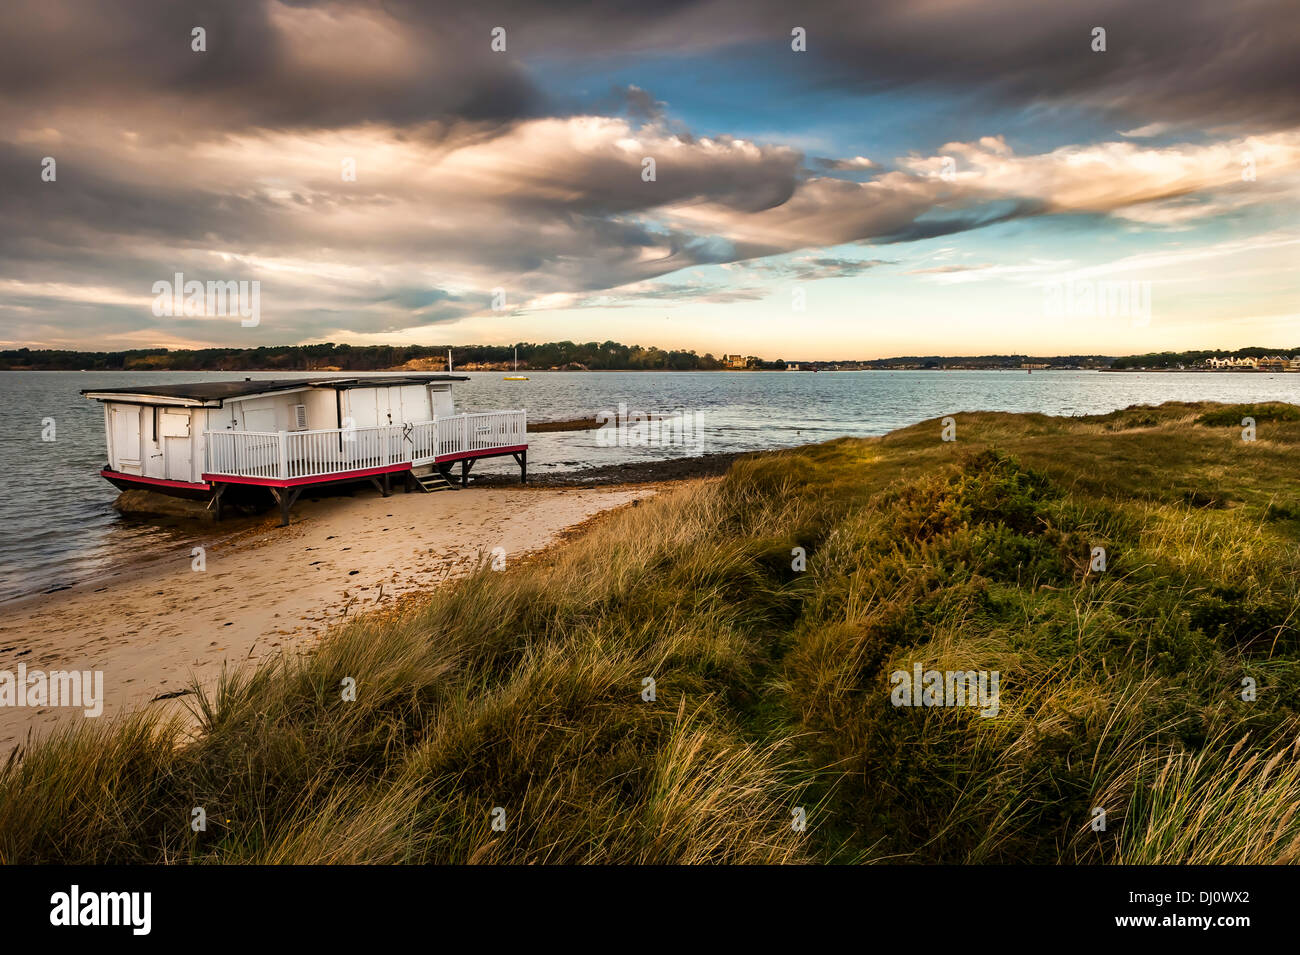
[3, 401, 1299, 864]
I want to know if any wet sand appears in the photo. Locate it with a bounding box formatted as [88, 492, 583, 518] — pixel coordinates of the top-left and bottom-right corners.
[0, 483, 653, 751]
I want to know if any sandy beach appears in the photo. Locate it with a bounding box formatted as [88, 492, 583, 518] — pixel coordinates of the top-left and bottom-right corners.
[0, 484, 652, 752]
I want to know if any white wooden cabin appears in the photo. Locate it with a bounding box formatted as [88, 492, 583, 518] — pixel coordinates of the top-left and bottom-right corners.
[82, 375, 527, 523]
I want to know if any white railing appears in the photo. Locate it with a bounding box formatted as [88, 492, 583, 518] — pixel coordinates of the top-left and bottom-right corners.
[206, 430, 282, 479]
[204, 411, 526, 480]
[436, 410, 527, 459]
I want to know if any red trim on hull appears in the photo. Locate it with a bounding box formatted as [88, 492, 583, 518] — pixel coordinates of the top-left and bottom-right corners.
[201, 462, 411, 488]
[101, 468, 211, 491]
[434, 444, 528, 464]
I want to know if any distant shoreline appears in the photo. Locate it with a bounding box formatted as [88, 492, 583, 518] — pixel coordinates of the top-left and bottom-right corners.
[6, 365, 1298, 375]
[1100, 366, 1300, 373]
[6, 340, 1297, 373]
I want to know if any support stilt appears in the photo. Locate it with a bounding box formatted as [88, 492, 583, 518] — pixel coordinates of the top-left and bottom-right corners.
[512, 450, 527, 484]
[208, 483, 228, 521]
[270, 487, 303, 526]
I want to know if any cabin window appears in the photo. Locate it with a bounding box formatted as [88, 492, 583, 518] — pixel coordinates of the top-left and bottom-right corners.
[151, 407, 159, 443]
[294, 404, 308, 430]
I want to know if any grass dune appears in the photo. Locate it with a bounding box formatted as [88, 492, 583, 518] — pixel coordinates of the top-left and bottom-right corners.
[2, 400, 1299, 864]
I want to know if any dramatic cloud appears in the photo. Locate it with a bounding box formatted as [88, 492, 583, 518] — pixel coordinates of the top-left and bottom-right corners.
[1, 0, 1297, 349]
[0, 1, 543, 133]
[751, 0, 1300, 131]
[900, 132, 1300, 217]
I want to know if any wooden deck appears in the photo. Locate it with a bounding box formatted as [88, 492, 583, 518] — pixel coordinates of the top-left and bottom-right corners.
[203, 411, 525, 482]
[199, 410, 527, 523]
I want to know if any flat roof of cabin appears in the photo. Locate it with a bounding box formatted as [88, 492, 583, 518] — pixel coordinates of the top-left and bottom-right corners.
[81, 375, 470, 405]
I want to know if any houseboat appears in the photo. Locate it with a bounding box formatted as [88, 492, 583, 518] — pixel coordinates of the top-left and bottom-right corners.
[81, 375, 527, 524]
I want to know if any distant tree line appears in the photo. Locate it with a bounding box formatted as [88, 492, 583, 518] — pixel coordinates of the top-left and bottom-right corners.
[7, 342, 1295, 372]
[0, 341, 731, 372]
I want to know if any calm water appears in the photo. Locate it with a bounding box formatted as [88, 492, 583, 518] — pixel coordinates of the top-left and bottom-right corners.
[2, 369, 1297, 602]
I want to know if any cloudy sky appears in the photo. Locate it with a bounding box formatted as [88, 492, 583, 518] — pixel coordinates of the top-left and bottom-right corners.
[2, 0, 1297, 359]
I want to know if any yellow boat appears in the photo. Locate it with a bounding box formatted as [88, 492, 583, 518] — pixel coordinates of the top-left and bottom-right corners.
[504, 348, 528, 380]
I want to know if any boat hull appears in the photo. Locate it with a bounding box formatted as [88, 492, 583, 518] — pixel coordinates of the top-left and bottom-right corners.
[99, 468, 212, 500]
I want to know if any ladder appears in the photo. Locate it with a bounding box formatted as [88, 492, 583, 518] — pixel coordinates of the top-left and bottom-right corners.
[413, 467, 458, 493]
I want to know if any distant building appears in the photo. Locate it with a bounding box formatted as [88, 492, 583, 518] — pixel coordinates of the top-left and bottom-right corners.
[1258, 355, 1288, 371]
[1206, 356, 1259, 369]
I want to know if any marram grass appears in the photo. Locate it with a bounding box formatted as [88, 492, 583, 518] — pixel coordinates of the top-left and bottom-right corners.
[1, 400, 1298, 864]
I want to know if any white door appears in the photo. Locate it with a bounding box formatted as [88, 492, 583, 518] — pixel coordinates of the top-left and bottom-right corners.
[242, 408, 278, 474]
[160, 411, 191, 481]
[344, 391, 377, 429]
[370, 391, 393, 466]
[111, 405, 142, 473]
[401, 385, 430, 421]
[243, 408, 275, 432]
[165, 437, 191, 481]
[430, 385, 454, 417]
